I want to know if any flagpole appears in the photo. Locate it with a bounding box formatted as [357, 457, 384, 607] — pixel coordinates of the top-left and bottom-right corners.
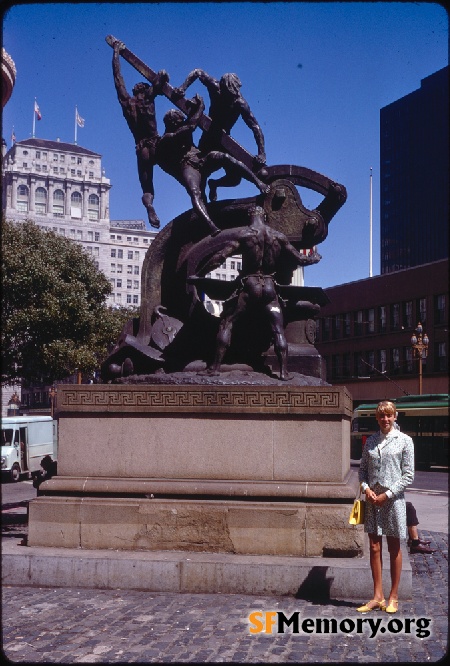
[74, 106, 78, 145]
[32, 98, 36, 138]
[369, 166, 373, 278]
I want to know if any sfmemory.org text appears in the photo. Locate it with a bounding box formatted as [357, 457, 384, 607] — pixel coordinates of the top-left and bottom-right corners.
[248, 612, 431, 639]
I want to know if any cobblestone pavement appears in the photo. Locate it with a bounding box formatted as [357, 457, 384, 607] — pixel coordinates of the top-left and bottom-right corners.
[2, 529, 448, 663]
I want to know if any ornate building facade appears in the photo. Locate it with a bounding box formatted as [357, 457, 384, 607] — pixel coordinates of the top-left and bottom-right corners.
[2, 138, 157, 309]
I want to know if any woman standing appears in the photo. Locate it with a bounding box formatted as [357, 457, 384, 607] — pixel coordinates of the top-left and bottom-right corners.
[357, 400, 415, 614]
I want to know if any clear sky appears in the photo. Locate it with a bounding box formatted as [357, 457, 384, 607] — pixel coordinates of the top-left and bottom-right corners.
[2, 2, 448, 288]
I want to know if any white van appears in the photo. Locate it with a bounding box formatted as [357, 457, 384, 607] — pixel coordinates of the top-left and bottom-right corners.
[1, 416, 57, 482]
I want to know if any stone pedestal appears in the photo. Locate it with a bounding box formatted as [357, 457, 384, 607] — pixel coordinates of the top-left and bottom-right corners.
[29, 384, 363, 558]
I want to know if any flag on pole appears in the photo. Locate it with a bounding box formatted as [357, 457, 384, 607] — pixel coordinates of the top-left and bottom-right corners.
[76, 109, 85, 128]
[34, 100, 42, 120]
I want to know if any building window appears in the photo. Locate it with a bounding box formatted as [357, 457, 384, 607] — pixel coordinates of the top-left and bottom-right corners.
[379, 349, 387, 374]
[354, 310, 363, 336]
[133, 295, 139, 305]
[53, 153, 58, 162]
[128, 251, 133, 260]
[116, 279, 122, 288]
[94, 232, 100, 241]
[127, 265, 133, 274]
[391, 348, 400, 374]
[71, 191, 82, 218]
[405, 347, 413, 373]
[111, 249, 116, 258]
[418, 298, 427, 325]
[111, 263, 116, 273]
[77, 157, 82, 165]
[117, 264, 123, 274]
[118, 249, 123, 259]
[134, 266, 140, 275]
[134, 251, 139, 260]
[53, 189, 65, 217]
[343, 313, 351, 337]
[88, 193, 99, 221]
[70, 229, 76, 239]
[435, 342, 447, 372]
[133, 237, 138, 243]
[391, 303, 400, 330]
[435, 294, 447, 325]
[127, 280, 132, 289]
[332, 315, 341, 340]
[342, 353, 351, 377]
[35, 186, 47, 214]
[378, 306, 387, 333]
[35, 150, 40, 158]
[17, 184, 29, 209]
[133, 280, 139, 289]
[127, 294, 132, 304]
[76, 230, 82, 240]
[367, 308, 375, 334]
[127, 237, 132, 243]
[402, 301, 413, 329]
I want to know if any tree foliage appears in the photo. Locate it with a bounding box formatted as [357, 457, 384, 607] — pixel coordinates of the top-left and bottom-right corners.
[2, 219, 134, 385]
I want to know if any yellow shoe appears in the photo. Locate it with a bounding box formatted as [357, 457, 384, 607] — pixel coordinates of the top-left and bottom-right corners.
[356, 599, 386, 613]
[385, 599, 399, 614]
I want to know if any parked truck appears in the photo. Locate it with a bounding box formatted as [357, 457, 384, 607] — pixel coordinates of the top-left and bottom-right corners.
[1, 416, 57, 482]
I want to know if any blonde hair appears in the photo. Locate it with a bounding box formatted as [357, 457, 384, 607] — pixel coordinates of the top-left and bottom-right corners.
[376, 400, 397, 417]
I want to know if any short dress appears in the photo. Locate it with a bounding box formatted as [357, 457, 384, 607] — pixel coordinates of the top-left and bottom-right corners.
[358, 429, 415, 538]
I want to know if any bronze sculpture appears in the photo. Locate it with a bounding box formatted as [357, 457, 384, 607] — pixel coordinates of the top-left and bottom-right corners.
[156, 95, 269, 236]
[190, 206, 320, 379]
[102, 35, 348, 385]
[112, 40, 168, 229]
[174, 69, 267, 197]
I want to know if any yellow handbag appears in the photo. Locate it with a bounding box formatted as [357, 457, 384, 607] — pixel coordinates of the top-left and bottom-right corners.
[349, 490, 365, 525]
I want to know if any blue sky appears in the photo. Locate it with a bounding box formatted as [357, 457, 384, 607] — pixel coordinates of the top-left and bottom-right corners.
[2, 2, 448, 288]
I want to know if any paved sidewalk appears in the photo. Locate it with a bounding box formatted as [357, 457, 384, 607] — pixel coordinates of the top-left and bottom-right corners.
[2, 528, 448, 663]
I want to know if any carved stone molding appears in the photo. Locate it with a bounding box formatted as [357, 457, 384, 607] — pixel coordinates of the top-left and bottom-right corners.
[58, 384, 352, 416]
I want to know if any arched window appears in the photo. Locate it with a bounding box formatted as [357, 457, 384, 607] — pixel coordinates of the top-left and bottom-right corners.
[35, 187, 47, 214]
[17, 184, 29, 212]
[53, 189, 65, 217]
[71, 191, 82, 219]
[88, 193, 99, 221]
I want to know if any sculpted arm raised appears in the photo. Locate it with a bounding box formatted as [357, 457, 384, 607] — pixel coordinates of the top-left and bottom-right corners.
[175, 68, 218, 96]
[112, 40, 130, 106]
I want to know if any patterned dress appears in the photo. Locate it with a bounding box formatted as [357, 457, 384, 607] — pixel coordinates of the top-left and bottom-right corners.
[358, 429, 415, 538]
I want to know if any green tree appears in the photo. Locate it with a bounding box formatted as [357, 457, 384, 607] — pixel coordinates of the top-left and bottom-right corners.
[2, 219, 134, 385]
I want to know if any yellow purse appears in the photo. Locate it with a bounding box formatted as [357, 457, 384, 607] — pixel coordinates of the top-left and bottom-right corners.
[349, 490, 365, 525]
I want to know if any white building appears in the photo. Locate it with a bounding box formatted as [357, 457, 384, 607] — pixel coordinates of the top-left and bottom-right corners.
[2, 137, 157, 309]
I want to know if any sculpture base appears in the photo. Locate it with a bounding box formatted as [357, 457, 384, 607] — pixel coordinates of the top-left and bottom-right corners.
[3, 538, 412, 600]
[28, 383, 363, 557]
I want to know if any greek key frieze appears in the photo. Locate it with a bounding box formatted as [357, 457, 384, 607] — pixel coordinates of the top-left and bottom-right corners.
[58, 385, 351, 416]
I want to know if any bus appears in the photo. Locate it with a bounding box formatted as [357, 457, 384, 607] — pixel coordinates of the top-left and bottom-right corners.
[351, 394, 449, 470]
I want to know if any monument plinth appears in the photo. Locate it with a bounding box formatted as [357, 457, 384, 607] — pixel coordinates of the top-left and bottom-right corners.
[29, 383, 363, 558]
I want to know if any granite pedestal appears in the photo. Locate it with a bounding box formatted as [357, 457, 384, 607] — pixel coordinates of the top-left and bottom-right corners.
[28, 384, 363, 558]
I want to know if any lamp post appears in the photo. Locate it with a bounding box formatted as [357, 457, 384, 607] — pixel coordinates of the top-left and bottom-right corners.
[48, 386, 57, 418]
[411, 322, 429, 395]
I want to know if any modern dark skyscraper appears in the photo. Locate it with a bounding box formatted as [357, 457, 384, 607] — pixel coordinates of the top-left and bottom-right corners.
[380, 66, 449, 274]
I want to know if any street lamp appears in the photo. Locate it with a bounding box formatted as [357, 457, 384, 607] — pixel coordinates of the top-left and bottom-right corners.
[411, 322, 429, 395]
